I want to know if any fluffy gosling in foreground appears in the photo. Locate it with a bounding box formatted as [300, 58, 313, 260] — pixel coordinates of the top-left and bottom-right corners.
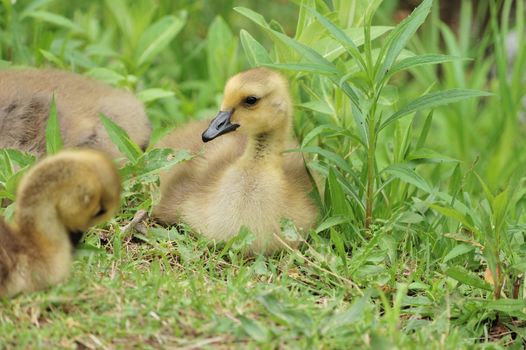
[0, 149, 120, 297]
[0, 68, 151, 158]
[153, 68, 318, 254]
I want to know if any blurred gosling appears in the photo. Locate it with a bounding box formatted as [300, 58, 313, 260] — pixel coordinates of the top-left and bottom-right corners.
[0, 149, 120, 297]
[0, 68, 151, 158]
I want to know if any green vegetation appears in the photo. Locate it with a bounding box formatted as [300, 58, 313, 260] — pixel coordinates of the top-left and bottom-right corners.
[1, 0, 525, 348]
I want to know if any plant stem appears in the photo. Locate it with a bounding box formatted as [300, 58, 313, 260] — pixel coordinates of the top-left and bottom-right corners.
[365, 106, 377, 230]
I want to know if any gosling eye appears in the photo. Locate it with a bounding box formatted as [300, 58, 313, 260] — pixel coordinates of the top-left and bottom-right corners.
[243, 96, 259, 107]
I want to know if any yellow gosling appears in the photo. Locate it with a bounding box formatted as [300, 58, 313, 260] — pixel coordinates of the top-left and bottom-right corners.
[154, 68, 318, 254]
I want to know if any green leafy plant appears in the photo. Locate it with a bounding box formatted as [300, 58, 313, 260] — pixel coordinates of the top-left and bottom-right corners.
[237, 0, 489, 233]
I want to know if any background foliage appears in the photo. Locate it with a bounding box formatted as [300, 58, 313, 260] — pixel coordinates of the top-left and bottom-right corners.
[0, 0, 525, 348]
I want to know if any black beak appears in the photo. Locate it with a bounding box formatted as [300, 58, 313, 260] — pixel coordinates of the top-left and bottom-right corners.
[69, 230, 84, 249]
[202, 110, 240, 142]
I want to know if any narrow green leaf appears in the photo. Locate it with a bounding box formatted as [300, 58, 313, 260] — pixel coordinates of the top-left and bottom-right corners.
[474, 172, 495, 204]
[104, 0, 133, 37]
[240, 30, 272, 67]
[322, 291, 370, 335]
[298, 101, 333, 116]
[19, 0, 55, 19]
[389, 54, 466, 77]
[27, 11, 82, 32]
[379, 89, 492, 131]
[5, 169, 29, 200]
[306, 6, 366, 70]
[264, 63, 337, 75]
[492, 188, 510, 230]
[1, 149, 35, 168]
[45, 96, 63, 155]
[137, 88, 174, 103]
[39, 49, 64, 67]
[445, 266, 493, 291]
[383, 164, 432, 193]
[238, 315, 270, 342]
[86, 68, 126, 86]
[443, 244, 474, 263]
[377, 0, 433, 83]
[350, 231, 384, 274]
[330, 227, 347, 268]
[234, 7, 270, 29]
[416, 111, 433, 149]
[315, 216, 350, 233]
[120, 148, 191, 181]
[407, 148, 459, 163]
[270, 30, 338, 73]
[335, 79, 361, 112]
[482, 299, 526, 314]
[236, 7, 337, 73]
[511, 262, 526, 272]
[99, 113, 142, 162]
[431, 204, 478, 234]
[326, 167, 353, 217]
[312, 26, 393, 62]
[299, 146, 354, 175]
[449, 164, 462, 197]
[76, 243, 105, 257]
[207, 16, 238, 90]
[136, 14, 186, 67]
[301, 124, 361, 147]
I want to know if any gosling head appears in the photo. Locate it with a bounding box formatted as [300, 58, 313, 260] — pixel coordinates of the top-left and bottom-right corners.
[202, 68, 293, 142]
[16, 149, 121, 246]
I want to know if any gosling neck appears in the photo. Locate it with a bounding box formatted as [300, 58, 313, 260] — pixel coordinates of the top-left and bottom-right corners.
[239, 126, 289, 167]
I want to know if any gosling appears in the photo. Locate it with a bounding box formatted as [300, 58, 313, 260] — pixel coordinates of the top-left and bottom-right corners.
[0, 149, 120, 297]
[0, 68, 151, 158]
[153, 68, 318, 254]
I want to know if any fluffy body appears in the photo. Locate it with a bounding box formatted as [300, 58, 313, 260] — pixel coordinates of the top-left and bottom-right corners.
[0, 150, 120, 297]
[154, 68, 318, 254]
[0, 68, 151, 157]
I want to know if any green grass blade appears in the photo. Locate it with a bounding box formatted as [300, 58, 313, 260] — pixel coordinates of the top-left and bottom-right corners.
[45, 95, 63, 155]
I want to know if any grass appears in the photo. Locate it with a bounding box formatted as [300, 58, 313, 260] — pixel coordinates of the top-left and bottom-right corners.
[1, 0, 526, 348]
